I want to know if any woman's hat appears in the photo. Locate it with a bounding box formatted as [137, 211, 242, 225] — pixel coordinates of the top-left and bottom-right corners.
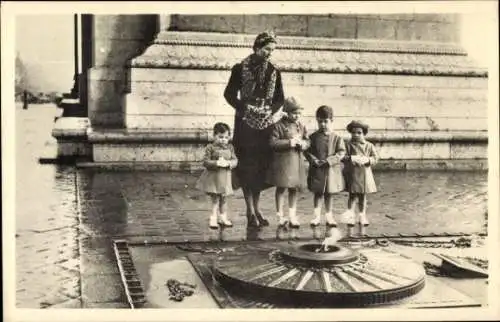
[283, 97, 304, 113]
[346, 120, 369, 134]
[253, 31, 277, 50]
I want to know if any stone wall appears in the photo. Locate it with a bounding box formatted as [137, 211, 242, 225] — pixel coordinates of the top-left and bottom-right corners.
[126, 69, 487, 133]
[169, 14, 460, 43]
[120, 68, 487, 164]
[86, 15, 487, 169]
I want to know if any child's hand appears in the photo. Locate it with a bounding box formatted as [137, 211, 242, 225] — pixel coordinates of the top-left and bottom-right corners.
[358, 156, 370, 165]
[216, 158, 229, 168]
[298, 140, 308, 151]
[350, 155, 363, 166]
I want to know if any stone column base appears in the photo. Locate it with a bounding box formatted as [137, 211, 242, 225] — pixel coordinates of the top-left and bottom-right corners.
[51, 117, 92, 162]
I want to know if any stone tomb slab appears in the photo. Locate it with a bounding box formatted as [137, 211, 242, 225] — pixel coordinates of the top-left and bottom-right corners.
[119, 240, 483, 309]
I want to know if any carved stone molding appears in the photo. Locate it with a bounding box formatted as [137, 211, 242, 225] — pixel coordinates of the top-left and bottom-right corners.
[131, 32, 487, 77]
[154, 31, 467, 55]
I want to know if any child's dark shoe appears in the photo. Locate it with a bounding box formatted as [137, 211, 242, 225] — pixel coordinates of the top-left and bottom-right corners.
[247, 212, 260, 227]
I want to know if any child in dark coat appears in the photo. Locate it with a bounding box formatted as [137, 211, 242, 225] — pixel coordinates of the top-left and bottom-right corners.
[266, 97, 309, 228]
[305, 105, 346, 227]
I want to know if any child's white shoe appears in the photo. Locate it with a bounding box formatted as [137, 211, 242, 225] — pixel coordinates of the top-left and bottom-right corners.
[358, 212, 369, 226]
[310, 216, 321, 227]
[289, 209, 300, 228]
[209, 215, 219, 230]
[325, 213, 337, 227]
[340, 209, 355, 226]
[218, 213, 233, 227]
[277, 213, 288, 227]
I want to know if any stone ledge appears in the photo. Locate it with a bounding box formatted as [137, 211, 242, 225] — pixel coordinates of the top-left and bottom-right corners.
[87, 128, 487, 144]
[366, 131, 488, 143]
[133, 44, 487, 77]
[88, 128, 211, 143]
[131, 31, 487, 77]
[52, 117, 90, 140]
[57, 98, 80, 107]
[76, 159, 488, 172]
[155, 31, 467, 55]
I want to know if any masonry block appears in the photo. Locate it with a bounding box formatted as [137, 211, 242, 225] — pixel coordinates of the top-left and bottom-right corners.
[128, 82, 208, 115]
[93, 39, 147, 66]
[170, 15, 245, 34]
[88, 79, 126, 127]
[93, 143, 205, 162]
[243, 15, 308, 36]
[357, 18, 397, 40]
[93, 14, 157, 40]
[307, 15, 357, 38]
[450, 143, 488, 159]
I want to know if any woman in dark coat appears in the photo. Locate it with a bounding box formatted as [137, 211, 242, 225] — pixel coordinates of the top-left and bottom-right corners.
[224, 32, 285, 227]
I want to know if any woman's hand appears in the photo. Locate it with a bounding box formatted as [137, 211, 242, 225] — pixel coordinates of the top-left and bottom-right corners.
[313, 159, 327, 167]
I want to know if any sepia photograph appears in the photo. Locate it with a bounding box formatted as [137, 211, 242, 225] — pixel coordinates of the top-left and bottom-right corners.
[2, 1, 499, 321]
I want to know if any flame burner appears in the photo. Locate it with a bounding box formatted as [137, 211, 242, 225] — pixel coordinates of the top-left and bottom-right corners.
[213, 242, 426, 307]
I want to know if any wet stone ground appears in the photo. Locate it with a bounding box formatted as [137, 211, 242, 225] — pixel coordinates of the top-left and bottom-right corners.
[15, 104, 488, 308]
[16, 105, 81, 308]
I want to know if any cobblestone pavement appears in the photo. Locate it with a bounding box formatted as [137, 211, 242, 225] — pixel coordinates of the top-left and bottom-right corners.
[15, 104, 81, 308]
[76, 166, 487, 307]
[77, 169, 487, 242]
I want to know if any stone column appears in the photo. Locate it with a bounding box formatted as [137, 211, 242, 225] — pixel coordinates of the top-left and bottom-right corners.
[88, 14, 157, 129]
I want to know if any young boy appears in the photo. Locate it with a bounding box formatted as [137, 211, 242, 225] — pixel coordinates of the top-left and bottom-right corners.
[305, 105, 346, 227]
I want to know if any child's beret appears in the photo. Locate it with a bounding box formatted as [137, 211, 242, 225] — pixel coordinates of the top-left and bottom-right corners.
[346, 120, 369, 134]
[283, 97, 304, 113]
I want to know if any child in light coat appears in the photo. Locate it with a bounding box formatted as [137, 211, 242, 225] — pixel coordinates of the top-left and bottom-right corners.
[196, 122, 238, 229]
[266, 97, 310, 228]
[340, 120, 379, 236]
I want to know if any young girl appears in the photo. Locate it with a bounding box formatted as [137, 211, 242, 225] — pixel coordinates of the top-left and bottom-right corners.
[340, 120, 379, 236]
[266, 97, 309, 228]
[196, 122, 238, 229]
[305, 105, 346, 227]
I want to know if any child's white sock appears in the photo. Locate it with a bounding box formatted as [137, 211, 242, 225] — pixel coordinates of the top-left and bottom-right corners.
[289, 208, 300, 227]
[209, 213, 218, 229]
[358, 211, 369, 226]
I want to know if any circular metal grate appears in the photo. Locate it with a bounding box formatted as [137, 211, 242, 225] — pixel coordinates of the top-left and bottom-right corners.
[213, 242, 426, 307]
